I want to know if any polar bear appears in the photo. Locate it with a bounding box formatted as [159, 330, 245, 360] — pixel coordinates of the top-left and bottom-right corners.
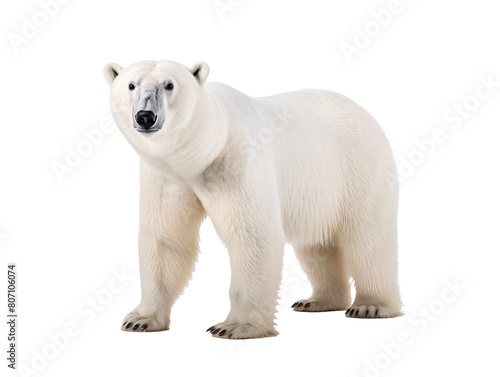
[103, 60, 402, 339]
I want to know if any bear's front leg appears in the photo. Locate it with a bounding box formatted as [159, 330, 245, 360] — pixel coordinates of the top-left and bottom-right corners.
[122, 162, 205, 332]
[199, 170, 285, 339]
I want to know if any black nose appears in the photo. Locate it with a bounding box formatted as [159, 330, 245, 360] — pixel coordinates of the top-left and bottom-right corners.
[135, 110, 156, 129]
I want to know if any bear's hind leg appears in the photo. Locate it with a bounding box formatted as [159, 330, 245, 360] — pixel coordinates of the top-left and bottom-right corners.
[342, 207, 403, 319]
[292, 243, 351, 312]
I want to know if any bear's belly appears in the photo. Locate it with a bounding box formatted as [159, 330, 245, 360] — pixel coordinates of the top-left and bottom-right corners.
[274, 141, 347, 246]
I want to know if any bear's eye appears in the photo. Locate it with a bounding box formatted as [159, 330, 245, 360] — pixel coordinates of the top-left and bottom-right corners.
[165, 83, 174, 91]
[129, 84, 135, 90]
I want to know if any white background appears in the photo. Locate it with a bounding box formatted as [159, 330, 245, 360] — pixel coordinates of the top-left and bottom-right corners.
[1, 0, 499, 376]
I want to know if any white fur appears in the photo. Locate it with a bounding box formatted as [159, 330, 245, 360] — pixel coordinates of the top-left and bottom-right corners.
[104, 60, 402, 339]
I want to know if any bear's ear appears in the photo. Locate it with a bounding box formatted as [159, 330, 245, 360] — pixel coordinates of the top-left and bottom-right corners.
[103, 63, 123, 87]
[190, 62, 210, 85]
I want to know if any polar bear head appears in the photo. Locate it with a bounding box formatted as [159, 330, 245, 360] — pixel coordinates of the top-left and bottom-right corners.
[103, 60, 210, 150]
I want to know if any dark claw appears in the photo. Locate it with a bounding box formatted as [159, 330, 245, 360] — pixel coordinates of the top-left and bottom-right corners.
[212, 328, 220, 335]
[141, 324, 148, 330]
[126, 323, 132, 329]
[123, 322, 127, 326]
[219, 330, 227, 336]
[365, 310, 369, 318]
[133, 324, 139, 330]
[304, 303, 310, 308]
[346, 309, 351, 315]
[297, 302, 303, 307]
[291, 302, 298, 308]
[375, 309, 379, 317]
[228, 333, 232, 338]
[355, 309, 359, 316]
[207, 326, 215, 332]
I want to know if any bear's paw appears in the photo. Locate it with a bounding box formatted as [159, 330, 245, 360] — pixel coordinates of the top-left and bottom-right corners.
[206, 322, 278, 339]
[345, 304, 403, 319]
[291, 298, 349, 312]
[121, 311, 169, 332]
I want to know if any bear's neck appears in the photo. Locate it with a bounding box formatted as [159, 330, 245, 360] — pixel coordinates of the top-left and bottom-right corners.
[140, 88, 230, 187]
